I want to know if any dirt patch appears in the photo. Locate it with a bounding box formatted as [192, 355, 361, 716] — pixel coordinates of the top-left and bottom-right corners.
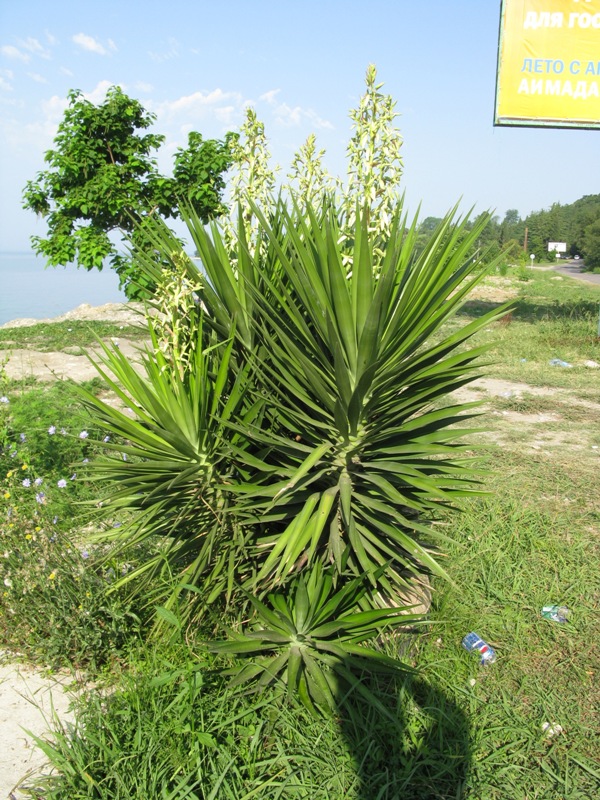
[3, 339, 144, 383]
[468, 278, 520, 304]
[451, 378, 600, 454]
[452, 377, 558, 404]
[1, 303, 152, 383]
[496, 410, 561, 425]
[0, 659, 75, 798]
[453, 377, 600, 411]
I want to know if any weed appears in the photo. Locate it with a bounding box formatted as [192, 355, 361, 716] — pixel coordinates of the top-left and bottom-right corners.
[1, 377, 146, 668]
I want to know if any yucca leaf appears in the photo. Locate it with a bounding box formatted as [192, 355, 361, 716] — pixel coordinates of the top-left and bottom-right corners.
[301, 649, 337, 711]
[287, 646, 303, 695]
[351, 204, 374, 339]
[255, 493, 320, 581]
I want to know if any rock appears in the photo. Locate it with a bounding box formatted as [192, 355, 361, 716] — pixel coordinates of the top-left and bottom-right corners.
[0, 302, 146, 329]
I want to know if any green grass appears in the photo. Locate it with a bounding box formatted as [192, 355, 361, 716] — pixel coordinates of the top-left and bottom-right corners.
[0, 319, 147, 353]
[7, 270, 600, 799]
[0, 377, 150, 668]
[25, 641, 476, 799]
[457, 270, 600, 395]
[415, 451, 600, 798]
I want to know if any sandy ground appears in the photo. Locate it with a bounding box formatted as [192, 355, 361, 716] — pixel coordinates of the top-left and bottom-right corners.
[2, 338, 144, 383]
[0, 660, 75, 798]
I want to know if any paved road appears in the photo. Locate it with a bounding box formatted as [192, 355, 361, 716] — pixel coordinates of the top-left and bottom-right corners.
[552, 260, 600, 285]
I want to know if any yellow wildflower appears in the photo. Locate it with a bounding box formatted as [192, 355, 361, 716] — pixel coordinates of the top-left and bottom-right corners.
[21, 464, 28, 470]
[48, 571, 56, 581]
[3, 492, 9, 500]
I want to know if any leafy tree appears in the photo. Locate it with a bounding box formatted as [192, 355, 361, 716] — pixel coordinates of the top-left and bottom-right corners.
[22, 86, 236, 298]
[566, 194, 600, 260]
[582, 218, 600, 270]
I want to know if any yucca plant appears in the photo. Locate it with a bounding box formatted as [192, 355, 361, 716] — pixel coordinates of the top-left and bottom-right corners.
[80, 195, 507, 631]
[175, 198, 508, 605]
[76, 311, 260, 615]
[210, 562, 418, 717]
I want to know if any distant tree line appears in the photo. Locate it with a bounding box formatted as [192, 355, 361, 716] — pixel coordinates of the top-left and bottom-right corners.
[417, 195, 600, 271]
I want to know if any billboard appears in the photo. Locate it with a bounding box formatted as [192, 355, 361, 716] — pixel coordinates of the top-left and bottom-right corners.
[548, 241, 567, 251]
[495, 0, 600, 129]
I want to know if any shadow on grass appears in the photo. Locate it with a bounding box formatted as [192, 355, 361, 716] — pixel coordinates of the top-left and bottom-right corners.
[337, 669, 471, 800]
[457, 297, 600, 325]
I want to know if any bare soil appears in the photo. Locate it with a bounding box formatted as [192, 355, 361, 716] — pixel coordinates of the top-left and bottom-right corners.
[0, 659, 74, 799]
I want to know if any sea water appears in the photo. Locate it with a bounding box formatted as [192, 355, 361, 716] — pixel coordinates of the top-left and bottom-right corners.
[0, 252, 127, 326]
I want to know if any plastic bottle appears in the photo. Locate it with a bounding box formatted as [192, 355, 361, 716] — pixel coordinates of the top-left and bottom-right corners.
[549, 358, 572, 368]
[541, 605, 570, 623]
[462, 632, 496, 664]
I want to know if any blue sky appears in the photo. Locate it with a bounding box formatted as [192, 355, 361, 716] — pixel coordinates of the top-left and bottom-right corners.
[1, 0, 599, 252]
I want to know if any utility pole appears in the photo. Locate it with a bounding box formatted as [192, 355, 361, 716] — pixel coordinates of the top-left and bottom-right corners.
[523, 226, 528, 253]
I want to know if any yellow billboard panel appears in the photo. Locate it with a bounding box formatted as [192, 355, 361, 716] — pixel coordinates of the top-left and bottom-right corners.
[495, 0, 600, 128]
